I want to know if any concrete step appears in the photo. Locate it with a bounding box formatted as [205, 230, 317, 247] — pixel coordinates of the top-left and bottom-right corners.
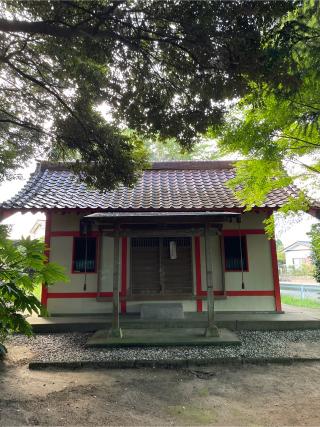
[28, 309, 320, 333]
[140, 303, 184, 320]
[85, 327, 241, 348]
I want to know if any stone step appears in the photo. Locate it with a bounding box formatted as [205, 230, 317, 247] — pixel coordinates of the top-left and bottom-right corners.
[140, 303, 184, 320]
[85, 327, 241, 348]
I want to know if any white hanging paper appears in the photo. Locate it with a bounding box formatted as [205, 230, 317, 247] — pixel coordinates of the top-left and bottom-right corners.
[169, 241, 177, 259]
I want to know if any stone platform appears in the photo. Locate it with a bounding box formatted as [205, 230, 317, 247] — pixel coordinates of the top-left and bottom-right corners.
[85, 328, 241, 348]
[29, 305, 320, 333]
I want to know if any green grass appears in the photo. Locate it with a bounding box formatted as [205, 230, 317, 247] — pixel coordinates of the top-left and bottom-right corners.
[281, 295, 320, 308]
[167, 405, 216, 425]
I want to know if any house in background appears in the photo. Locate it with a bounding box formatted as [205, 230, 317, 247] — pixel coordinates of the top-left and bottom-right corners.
[1, 160, 319, 325]
[283, 241, 312, 269]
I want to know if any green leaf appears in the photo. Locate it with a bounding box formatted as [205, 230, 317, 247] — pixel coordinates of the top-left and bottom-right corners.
[0, 225, 67, 349]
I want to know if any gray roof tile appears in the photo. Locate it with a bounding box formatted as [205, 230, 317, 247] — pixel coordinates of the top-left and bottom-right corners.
[0, 161, 313, 211]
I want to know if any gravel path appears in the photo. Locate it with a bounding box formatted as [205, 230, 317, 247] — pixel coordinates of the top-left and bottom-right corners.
[6, 330, 320, 364]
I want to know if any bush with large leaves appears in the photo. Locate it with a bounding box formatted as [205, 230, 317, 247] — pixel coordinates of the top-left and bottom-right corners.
[309, 224, 320, 284]
[0, 225, 67, 356]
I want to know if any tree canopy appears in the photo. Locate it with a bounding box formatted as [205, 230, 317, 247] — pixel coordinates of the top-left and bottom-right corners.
[0, 0, 294, 189]
[210, 1, 320, 230]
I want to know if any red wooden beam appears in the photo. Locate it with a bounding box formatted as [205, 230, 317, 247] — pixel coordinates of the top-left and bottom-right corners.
[45, 290, 275, 299]
[0, 209, 15, 221]
[194, 236, 203, 312]
[47, 292, 113, 298]
[121, 237, 128, 313]
[51, 231, 99, 237]
[222, 229, 265, 236]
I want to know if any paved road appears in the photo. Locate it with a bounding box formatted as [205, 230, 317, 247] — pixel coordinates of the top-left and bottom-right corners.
[280, 282, 320, 301]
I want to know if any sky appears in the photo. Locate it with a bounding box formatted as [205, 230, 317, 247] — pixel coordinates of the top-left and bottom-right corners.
[0, 162, 45, 239]
[0, 162, 318, 245]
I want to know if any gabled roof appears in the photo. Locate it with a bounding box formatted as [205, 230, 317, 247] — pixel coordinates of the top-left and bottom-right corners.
[283, 241, 312, 252]
[0, 160, 309, 212]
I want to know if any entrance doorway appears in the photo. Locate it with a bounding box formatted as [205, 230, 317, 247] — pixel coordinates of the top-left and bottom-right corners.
[131, 237, 193, 296]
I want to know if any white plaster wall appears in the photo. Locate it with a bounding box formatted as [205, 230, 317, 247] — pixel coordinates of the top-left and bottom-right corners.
[211, 296, 275, 312]
[224, 235, 273, 291]
[47, 298, 113, 315]
[47, 296, 275, 315]
[51, 212, 99, 232]
[48, 236, 98, 293]
[51, 213, 81, 232]
[223, 211, 268, 229]
[47, 233, 124, 314]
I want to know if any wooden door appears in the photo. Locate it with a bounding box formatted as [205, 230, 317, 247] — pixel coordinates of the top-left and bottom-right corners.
[162, 237, 193, 295]
[131, 236, 193, 296]
[131, 238, 161, 295]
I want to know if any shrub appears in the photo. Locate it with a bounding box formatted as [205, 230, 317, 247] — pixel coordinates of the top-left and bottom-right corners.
[0, 225, 67, 356]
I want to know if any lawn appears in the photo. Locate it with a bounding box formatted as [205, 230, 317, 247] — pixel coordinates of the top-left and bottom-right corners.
[281, 295, 320, 308]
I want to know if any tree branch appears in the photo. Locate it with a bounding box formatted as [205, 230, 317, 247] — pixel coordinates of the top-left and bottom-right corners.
[4, 59, 90, 138]
[0, 18, 78, 38]
[280, 133, 320, 147]
[0, 118, 43, 133]
[291, 158, 320, 174]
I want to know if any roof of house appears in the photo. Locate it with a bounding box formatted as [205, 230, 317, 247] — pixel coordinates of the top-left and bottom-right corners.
[283, 241, 312, 252]
[0, 160, 312, 212]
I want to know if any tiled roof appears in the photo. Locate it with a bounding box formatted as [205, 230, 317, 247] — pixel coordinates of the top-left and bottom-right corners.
[0, 161, 308, 211]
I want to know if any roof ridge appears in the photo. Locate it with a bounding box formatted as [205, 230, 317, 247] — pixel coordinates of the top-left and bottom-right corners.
[149, 160, 235, 170]
[36, 159, 236, 172]
[283, 240, 311, 251]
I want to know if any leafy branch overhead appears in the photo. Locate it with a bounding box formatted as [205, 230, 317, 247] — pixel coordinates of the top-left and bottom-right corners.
[210, 1, 320, 224]
[0, 0, 294, 189]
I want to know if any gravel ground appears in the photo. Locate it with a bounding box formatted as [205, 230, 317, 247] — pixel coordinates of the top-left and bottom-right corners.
[6, 330, 320, 363]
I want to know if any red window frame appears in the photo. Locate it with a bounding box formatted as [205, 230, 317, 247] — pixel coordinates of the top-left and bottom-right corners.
[71, 236, 98, 274]
[224, 235, 249, 272]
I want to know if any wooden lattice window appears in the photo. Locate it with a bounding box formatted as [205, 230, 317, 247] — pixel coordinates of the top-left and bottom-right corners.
[224, 236, 248, 272]
[72, 237, 97, 273]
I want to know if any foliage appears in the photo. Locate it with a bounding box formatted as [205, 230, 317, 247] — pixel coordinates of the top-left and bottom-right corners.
[0, 1, 294, 189]
[144, 137, 217, 161]
[32, 282, 42, 302]
[276, 239, 285, 264]
[308, 223, 320, 282]
[0, 225, 67, 356]
[209, 0, 320, 226]
[286, 263, 314, 277]
[281, 295, 320, 309]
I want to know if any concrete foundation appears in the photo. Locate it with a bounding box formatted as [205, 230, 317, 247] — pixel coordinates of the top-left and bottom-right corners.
[85, 328, 240, 348]
[29, 306, 320, 333]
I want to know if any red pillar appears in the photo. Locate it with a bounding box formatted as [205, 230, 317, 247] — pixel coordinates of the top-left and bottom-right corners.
[120, 237, 128, 313]
[270, 238, 282, 312]
[194, 236, 203, 312]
